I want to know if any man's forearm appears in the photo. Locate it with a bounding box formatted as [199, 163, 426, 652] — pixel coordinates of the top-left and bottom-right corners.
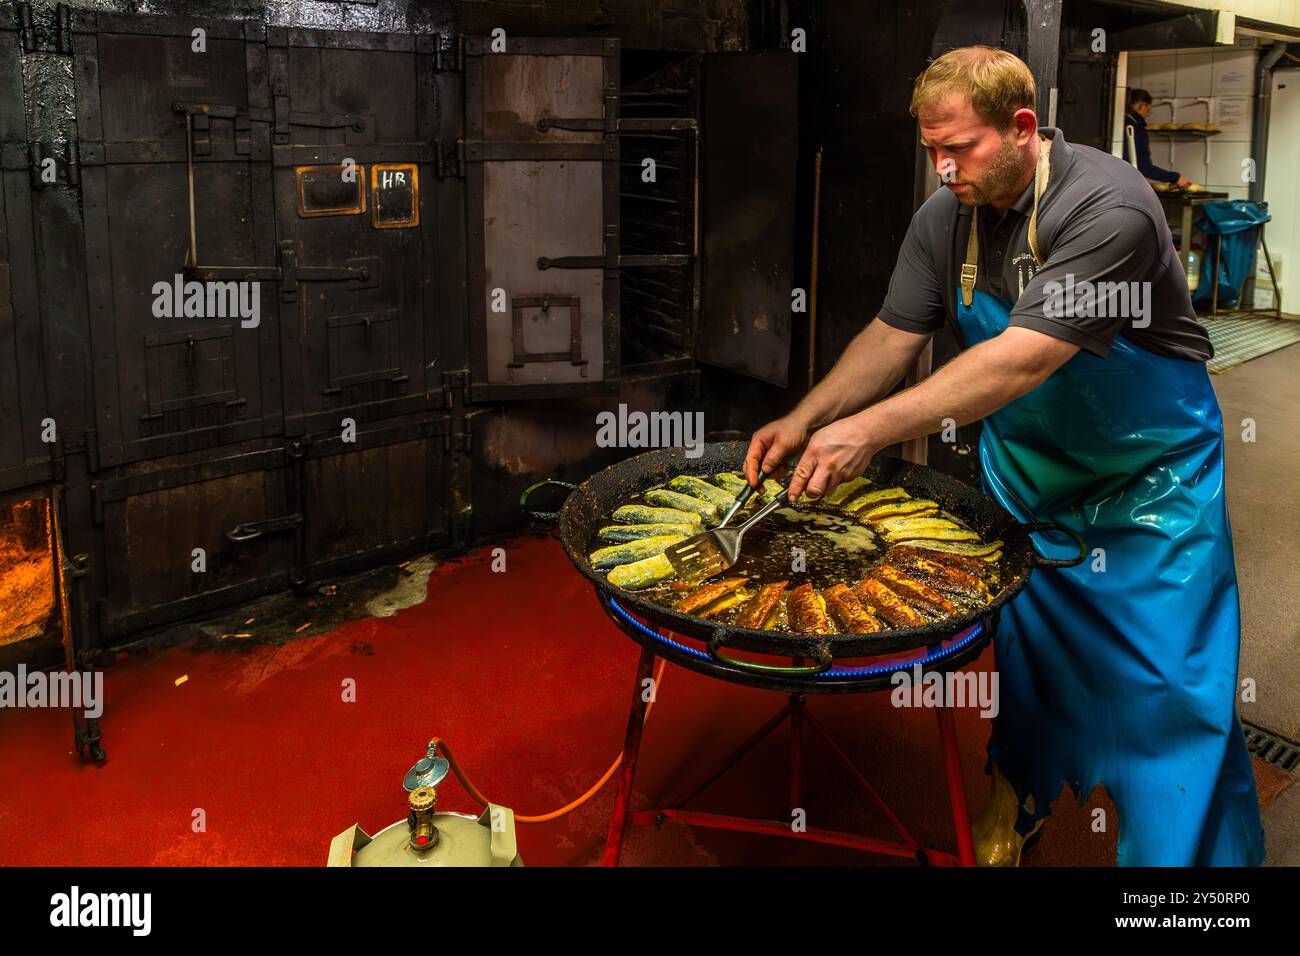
[791, 319, 931, 429]
[862, 328, 1078, 445]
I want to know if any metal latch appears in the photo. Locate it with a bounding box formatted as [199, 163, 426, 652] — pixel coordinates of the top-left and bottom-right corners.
[227, 513, 303, 543]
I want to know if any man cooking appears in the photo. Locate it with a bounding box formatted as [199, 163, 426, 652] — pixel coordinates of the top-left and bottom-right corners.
[744, 46, 1264, 867]
[1122, 88, 1192, 188]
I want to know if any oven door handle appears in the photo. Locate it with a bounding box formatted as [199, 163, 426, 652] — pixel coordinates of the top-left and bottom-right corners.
[706, 629, 834, 677]
[227, 513, 303, 543]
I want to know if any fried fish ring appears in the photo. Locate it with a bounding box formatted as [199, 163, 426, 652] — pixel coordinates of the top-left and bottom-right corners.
[886, 552, 990, 602]
[853, 576, 928, 629]
[823, 582, 883, 633]
[873, 565, 958, 615]
[677, 577, 749, 615]
[787, 583, 833, 635]
[735, 581, 789, 629]
[886, 544, 991, 578]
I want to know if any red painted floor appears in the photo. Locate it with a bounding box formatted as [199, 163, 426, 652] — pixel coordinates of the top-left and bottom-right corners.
[0, 532, 1128, 866]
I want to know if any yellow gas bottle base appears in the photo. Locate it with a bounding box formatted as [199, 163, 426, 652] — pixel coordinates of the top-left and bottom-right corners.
[328, 804, 523, 867]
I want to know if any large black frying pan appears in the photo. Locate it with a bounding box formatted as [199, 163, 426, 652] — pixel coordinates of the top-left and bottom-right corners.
[525, 440, 1085, 665]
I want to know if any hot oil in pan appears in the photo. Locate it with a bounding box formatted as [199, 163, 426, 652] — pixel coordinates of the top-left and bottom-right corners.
[728, 506, 885, 588]
[607, 480, 1006, 632]
[629, 497, 889, 607]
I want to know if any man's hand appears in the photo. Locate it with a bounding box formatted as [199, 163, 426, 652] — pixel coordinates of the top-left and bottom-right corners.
[744, 412, 812, 487]
[785, 413, 882, 502]
[742, 319, 932, 491]
[1175, 175, 1192, 188]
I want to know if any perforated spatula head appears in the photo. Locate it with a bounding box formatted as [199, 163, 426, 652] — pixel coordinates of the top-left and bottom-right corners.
[663, 485, 789, 584]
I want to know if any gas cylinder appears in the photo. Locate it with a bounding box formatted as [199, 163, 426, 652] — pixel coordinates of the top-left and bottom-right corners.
[327, 741, 523, 867]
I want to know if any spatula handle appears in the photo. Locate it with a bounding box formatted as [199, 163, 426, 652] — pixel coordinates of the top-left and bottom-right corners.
[719, 468, 766, 528]
[735, 486, 789, 533]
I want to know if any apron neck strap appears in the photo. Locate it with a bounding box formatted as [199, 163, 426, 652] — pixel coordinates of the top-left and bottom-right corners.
[960, 132, 1052, 308]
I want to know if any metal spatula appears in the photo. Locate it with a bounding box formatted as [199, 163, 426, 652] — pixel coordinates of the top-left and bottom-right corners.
[664, 479, 790, 584]
[717, 468, 768, 528]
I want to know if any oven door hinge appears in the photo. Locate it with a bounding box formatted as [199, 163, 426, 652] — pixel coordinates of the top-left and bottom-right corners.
[443, 367, 472, 450]
[18, 3, 73, 55]
[441, 367, 470, 406]
[444, 426, 471, 453]
[64, 549, 90, 580]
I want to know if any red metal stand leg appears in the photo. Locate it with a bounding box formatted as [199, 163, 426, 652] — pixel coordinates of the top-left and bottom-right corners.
[935, 703, 976, 866]
[602, 644, 657, 867]
[789, 693, 803, 814]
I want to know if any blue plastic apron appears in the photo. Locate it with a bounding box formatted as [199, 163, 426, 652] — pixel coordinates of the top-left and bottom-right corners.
[955, 136, 1265, 866]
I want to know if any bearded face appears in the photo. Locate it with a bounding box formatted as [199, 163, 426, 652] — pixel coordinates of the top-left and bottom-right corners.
[918, 96, 1038, 209]
[949, 133, 1025, 206]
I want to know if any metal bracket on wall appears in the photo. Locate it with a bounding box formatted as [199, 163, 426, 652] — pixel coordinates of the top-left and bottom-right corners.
[185, 243, 377, 302]
[172, 102, 260, 158]
[27, 140, 79, 188]
[441, 367, 470, 406]
[17, 2, 72, 54]
[433, 33, 463, 72]
[433, 140, 465, 178]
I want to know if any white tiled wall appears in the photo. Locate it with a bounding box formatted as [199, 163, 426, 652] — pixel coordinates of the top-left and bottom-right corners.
[1264, 71, 1300, 314]
[1115, 46, 1261, 199]
[1117, 42, 1300, 315]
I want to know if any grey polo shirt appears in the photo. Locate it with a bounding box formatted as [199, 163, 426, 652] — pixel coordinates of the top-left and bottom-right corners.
[878, 127, 1213, 362]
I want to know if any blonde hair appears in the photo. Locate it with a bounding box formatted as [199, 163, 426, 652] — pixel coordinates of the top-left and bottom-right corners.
[909, 46, 1036, 130]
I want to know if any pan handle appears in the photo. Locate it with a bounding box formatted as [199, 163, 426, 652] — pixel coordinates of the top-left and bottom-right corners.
[706, 629, 834, 676]
[520, 479, 578, 524]
[1022, 520, 1087, 568]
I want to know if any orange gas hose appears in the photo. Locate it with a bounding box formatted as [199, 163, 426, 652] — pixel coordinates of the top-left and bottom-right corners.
[430, 657, 667, 824]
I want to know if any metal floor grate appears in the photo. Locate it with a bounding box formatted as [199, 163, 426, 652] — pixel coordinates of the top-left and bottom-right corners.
[1202, 315, 1300, 374]
[1242, 720, 1300, 774]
